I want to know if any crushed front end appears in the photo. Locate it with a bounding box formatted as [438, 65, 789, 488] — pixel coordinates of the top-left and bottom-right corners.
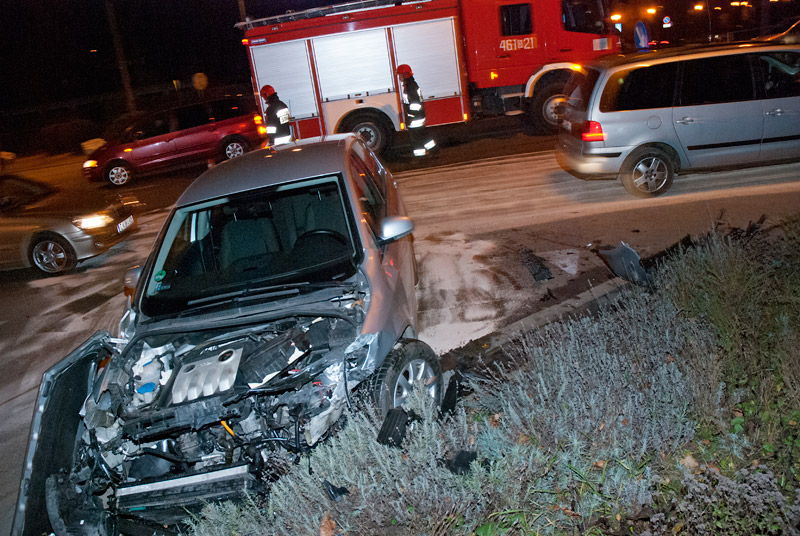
[16, 294, 384, 535]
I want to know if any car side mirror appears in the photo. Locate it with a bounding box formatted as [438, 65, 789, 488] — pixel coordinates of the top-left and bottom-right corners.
[378, 216, 414, 246]
[123, 265, 141, 306]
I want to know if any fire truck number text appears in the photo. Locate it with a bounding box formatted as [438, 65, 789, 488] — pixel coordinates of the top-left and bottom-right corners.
[499, 36, 538, 51]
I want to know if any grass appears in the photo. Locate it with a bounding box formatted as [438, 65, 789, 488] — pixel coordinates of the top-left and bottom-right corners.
[188, 215, 800, 535]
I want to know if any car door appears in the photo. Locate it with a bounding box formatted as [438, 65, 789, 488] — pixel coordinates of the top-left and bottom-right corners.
[170, 103, 216, 163]
[673, 54, 763, 169]
[123, 111, 176, 171]
[756, 50, 800, 161]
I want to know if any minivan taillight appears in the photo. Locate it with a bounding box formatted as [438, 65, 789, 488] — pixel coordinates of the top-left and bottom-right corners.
[581, 121, 606, 142]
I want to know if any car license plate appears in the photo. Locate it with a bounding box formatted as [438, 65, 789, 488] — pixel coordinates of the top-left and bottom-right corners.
[562, 119, 572, 132]
[117, 215, 133, 233]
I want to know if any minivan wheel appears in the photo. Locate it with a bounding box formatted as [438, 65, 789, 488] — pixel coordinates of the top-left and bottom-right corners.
[619, 147, 675, 198]
[371, 339, 442, 418]
[222, 138, 249, 160]
[106, 162, 132, 187]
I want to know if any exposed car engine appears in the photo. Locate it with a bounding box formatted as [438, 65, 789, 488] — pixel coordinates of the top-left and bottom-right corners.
[47, 295, 378, 530]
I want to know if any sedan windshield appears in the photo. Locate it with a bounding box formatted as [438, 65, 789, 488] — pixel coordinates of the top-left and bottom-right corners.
[142, 175, 358, 317]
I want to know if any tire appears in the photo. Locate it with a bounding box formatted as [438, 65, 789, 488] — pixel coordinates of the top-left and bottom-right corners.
[105, 161, 132, 187]
[30, 233, 77, 275]
[528, 81, 567, 135]
[341, 112, 393, 155]
[371, 339, 442, 418]
[619, 147, 675, 198]
[222, 138, 249, 160]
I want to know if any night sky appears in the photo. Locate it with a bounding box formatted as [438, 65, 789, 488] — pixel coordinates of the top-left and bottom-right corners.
[0, 0, 344, 112]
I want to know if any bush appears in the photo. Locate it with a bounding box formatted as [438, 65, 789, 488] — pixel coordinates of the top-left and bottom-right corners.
[188, 216, 800, 535]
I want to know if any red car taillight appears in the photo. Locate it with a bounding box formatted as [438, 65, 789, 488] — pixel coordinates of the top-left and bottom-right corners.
[581, 121, 606, 142]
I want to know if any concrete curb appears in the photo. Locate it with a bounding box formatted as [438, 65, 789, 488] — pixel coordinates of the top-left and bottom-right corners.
[441, 276, 630, 366]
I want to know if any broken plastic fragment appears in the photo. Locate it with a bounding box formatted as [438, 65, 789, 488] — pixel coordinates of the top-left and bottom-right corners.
[248, 371, 278, 389]
[597, 241, 650, 285]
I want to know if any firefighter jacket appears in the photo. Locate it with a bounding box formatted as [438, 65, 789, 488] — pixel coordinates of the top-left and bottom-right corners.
[265, 94, 292, 145]
[400, 75, 426, 129]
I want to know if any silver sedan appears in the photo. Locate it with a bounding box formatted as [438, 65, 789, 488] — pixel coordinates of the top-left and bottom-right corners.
[0, 174, 137, 274]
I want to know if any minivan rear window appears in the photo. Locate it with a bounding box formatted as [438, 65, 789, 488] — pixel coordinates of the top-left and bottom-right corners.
[599, 62, 677, 112]
[564, 67, 601, 112]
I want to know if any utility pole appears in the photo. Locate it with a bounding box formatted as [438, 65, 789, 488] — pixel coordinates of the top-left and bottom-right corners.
[103, 0, 137, 114]
[238, 0, 247, 21]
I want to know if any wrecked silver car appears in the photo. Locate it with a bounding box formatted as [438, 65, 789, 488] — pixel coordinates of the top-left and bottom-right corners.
[13, 135, 441, 535]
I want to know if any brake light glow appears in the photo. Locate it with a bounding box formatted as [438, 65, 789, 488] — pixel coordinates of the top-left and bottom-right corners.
[581, 121, 606, 142]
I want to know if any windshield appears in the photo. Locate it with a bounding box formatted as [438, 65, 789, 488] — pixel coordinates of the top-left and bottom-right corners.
[141, 174, 358, 317]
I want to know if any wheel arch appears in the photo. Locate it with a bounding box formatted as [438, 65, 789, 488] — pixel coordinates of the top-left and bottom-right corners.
[524, 64, 574, 99]
[335, 107, 397, 135]
[627, 142, 683, 173]
[104, 158, 132, 174]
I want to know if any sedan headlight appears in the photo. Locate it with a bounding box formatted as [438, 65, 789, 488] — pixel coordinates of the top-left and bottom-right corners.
[74, 213, 114, 230]
[83, 160, 98, 169]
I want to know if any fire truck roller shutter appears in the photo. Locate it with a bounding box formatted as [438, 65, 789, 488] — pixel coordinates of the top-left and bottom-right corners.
[251, 40, 318, 120]
[312, 29, 394, 100]
[392, 18, 463, 106]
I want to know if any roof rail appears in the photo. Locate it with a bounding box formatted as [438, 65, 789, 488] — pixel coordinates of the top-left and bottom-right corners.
[236, 0, 432, 31]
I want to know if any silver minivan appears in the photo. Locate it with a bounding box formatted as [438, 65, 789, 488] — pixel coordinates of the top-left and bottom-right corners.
[556, 43, 800, 197]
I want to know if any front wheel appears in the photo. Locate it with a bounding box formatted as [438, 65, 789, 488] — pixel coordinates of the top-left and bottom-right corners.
[619, 147, 675, 198]
[371, 339, 442, 418]
[105, 162, 132, 187]
[30, 234, 77, 275]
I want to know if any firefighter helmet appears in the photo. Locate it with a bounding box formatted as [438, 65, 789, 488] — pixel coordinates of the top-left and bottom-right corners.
[396, 64, 413, 77]
[260, 85, 276, 99]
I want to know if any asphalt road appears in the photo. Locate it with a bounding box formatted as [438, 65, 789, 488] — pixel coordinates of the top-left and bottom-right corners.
[2, 119, 800, 535]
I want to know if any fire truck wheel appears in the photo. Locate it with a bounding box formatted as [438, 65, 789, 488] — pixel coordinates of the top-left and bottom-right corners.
[529, 81, 567, 135]
[340, 112, 393, 155]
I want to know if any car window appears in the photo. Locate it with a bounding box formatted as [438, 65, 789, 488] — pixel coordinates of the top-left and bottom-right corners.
[679, 55, 756, 106]
[564, 66, 601, 112]
[500, 3, 532, 36]
[131, 112, 171, 140]
[209, 97, 256, 121]
[175, 104, 210, 130]
[757, 51, 800, 99]
[562, 0, 606, 34]
[352, 140, 387, 194]
[350, 154, 386, 238]
[600, 62, 677, 112]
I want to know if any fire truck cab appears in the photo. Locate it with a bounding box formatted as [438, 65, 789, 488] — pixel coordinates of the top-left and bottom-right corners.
[239, 0, 618, 153]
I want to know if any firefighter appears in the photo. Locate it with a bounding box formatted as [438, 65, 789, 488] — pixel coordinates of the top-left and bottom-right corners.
[260, 85, 293, 146]
[396, 64, 436, 157]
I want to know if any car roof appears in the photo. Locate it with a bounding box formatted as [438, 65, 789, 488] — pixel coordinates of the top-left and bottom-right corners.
[176, 134, 357, 207]
[586, 41, 800, 71]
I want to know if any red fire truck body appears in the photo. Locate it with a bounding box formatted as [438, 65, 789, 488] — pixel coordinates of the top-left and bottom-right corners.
[239, 0, 618, 152]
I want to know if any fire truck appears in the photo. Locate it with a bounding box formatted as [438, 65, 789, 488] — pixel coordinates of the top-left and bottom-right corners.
[238, 0, 619, 153]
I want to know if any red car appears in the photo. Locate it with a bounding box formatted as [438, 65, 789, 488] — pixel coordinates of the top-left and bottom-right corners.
[83, 96, 267, 186]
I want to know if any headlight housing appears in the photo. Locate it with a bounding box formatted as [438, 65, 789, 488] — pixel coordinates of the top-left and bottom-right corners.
[74, 213, 114, 230]
[83, 160, 98, 169]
